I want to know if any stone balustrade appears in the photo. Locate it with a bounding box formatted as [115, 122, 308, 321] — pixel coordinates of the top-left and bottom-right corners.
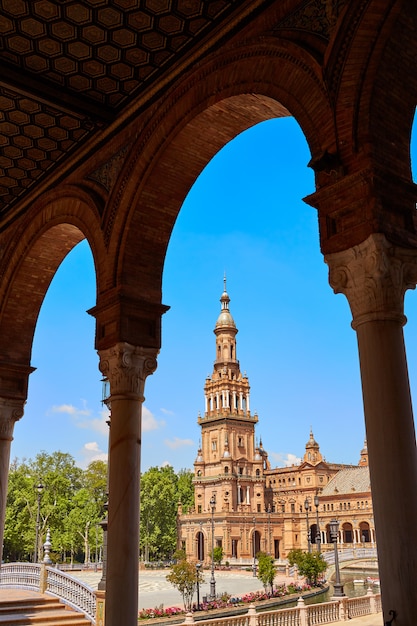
[180, 590, 381, 626]
[0, 562, 96, 622]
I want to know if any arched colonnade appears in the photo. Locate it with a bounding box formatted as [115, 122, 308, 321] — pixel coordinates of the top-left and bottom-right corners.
[0, 2, 416, 625]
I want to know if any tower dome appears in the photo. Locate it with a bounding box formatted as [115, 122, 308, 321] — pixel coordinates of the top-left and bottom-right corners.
[215, 278, 236, 329]
[303, 429, 323, 465]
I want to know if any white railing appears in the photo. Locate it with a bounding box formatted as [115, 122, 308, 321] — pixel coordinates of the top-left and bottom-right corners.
[257, 606, 301, 626]
[0, 562, 96, 623]
[323, 547, 377, 565]
[307, 601, 340, 625]
[46, 566, 96, 621]
[0, 562, 40, 590]
[180, 591, 381, 626]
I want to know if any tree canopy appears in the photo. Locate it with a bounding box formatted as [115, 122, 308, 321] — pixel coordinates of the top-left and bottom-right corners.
[256, 551, 276, 593]
[166, 550, 204, 611]
[5, 452, 193, 565]
[5, 453, 106, 563]
[140, 465, 194, 561]
[287, 549, 327, 586]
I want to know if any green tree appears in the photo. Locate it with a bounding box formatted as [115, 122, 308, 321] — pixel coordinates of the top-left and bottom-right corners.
[287, 549, 327, 586]
[4, 452, 106, 564]
[4, 458, 35, 561]
[166, 556, 204, 611]
[257, 551, 276, 594]
[213, 545, 223, 567]
[140, 466, 178, 561]
[176, 469, 194, 513]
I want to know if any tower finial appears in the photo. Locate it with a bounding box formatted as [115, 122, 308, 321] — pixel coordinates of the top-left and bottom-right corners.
[223, 272, 227, 293]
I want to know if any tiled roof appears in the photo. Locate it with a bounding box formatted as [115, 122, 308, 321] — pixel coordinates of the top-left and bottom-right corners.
[321, 466, 371, 496]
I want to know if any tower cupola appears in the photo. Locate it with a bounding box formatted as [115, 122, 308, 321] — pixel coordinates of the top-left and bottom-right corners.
[303, 429, 323, 465]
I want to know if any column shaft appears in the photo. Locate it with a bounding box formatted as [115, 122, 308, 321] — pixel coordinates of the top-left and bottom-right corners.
[356, 319, 417, 623]
[106, 396, 141, 624]
[0, 400, 24, 564]
[99, 343, 158, 626]
[326, 234, 417, 625]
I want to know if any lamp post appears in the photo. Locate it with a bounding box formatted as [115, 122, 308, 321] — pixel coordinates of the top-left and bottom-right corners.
[98, 378, 111, 591]
[267, 503, 271, 556]
[34, 482, 44, 563]
[329, 519, 345, 597]
[209, 494, 216, 599]
[304, 497, 311, 553]
[314, 494, 321, 553]
[252, 517, 257, 577]
[199, 522, 203, 562]
[196, 562, 201, 610]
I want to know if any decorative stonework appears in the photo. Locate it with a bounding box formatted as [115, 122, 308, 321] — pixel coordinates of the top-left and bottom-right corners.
[0, 398, 25, 441]
[88, 144, 131, 193]
[274, 0, 348, 40]
[325, 233, 417, 328]
[98, 342, 158, 401]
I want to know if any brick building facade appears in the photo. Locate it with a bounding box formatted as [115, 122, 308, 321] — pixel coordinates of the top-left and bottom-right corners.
[178, 283, 375, 565]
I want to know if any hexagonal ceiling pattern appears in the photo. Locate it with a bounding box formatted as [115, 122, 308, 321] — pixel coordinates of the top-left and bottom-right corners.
[0, 0, 254, 219]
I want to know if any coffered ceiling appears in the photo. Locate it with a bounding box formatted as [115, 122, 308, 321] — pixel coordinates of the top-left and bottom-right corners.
[1, 0, 339, 225]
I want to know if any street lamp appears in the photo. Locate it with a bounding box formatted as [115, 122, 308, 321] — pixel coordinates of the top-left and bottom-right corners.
[34, 482, 44, 563]
[209, 494, 216, 599]
[252, 517, 257, 577]
[314, 494, 321, 553]
[267, 504, 271, 556]
[196, 562, 201, 610]
[304, 497, 311, 553]
[199, 522, 203, 562]
[329, 519, 345, 597]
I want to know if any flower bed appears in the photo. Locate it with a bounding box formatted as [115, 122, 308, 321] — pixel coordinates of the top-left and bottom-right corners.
[138, 582, 314, 620]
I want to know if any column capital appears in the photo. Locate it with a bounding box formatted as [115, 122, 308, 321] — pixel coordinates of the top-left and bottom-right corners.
[98, 342, 158, 401]
[0, 398, 25, 441]
[325, 233, 417, 328]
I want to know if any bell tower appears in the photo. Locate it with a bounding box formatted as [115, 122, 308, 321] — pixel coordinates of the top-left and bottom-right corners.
[194, 279, 266, 515]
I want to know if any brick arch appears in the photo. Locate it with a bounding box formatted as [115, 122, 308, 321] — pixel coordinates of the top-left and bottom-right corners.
[107, 41, 334, 303]
[0, 189, 103, 368]
[335, 0, 416, 183]
[367, 1, 417, 181]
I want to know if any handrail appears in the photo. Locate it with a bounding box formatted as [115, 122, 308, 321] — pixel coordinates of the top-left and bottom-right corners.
[0, 562, 96, 623]
[177, 592, 381, 626]
[323, 547, 377, 565]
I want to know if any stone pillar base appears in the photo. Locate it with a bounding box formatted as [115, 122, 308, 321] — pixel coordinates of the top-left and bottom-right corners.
[96, 590, 106, 626]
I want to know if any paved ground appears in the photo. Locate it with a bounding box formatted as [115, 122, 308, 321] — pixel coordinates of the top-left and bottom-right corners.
[331, 615, 383, 625]
[75, 568, 269, 609]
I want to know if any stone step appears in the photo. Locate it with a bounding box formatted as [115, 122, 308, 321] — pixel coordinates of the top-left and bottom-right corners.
[0, 594, 91, 625]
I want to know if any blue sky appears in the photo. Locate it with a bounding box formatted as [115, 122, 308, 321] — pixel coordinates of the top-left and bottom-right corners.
[11, 114, 417, 472]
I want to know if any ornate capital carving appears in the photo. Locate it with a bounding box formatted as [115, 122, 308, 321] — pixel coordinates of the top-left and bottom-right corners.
[98, 343, 158, 401]
[325, 234, 417, 328]
[0, 398, 25, 441]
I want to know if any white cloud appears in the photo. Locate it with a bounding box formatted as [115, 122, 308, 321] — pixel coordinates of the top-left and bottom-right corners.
[142, 406, 165, 432]
[53, 401, 164, 439]
[51, 403, 91, 417]
[269, 451, 302, 467]
[160, 408, 175, 416]
[75, 406, 110, 436]
[164, 437, 194, 450]
[78, 441, 108, 469]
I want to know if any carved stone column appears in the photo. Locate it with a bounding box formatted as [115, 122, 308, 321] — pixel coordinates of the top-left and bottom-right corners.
[326, 233, 417, 625]
[0, 399, 24, 564]
[98, 343, 158, 626]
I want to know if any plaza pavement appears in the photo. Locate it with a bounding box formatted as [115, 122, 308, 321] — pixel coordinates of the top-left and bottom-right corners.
[75, 568, 268, 610]
[0, 570, 383, 625]
[74, 569, 383, 624]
